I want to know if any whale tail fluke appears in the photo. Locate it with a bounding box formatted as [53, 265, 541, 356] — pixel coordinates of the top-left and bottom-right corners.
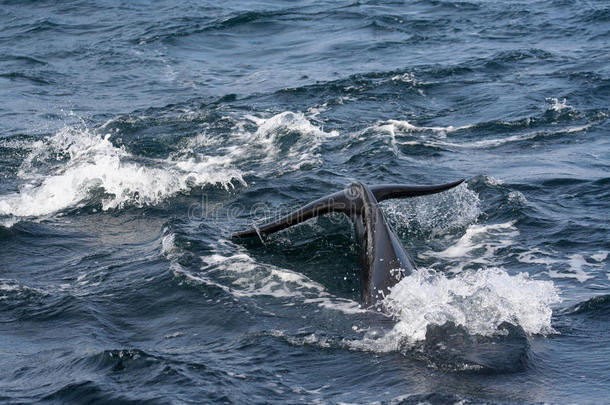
[370, 178, 464, 202]
[231, 179, 464, 239]
[230, 189, 350, 238]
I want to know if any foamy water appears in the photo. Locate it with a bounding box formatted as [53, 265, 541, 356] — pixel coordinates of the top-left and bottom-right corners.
[381, 267, 559, 343]
[0, 111, 336, 225]
[0, 127, 243, 222]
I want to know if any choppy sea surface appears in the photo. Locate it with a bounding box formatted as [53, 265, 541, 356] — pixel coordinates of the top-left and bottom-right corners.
[1, 1, 609, 403]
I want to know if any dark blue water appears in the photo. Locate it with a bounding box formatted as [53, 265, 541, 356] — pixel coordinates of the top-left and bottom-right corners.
[1, 1, 609, 403]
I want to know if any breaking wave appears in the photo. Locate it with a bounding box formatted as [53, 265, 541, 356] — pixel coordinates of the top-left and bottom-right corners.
[0, 110, 336, 226]
[0, 126, 243, 223]
[236, 111, 338, 173]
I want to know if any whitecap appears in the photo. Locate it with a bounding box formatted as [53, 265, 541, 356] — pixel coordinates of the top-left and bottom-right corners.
[0, 126, 244, 222]
[546, 97, 573, 112]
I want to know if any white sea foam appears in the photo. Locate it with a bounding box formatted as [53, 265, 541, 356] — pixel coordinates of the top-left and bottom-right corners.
[375, 119, 474, 139]
[0, 138, 36, 150]
[0, 216, 18, 228]
[167, 247, 365, 315]
[0, 279, 45, 300]
[1, 110, 334, 223]
[396, 127, 591, 150]
[0, 280, 23, 293]
[391, 72, 418, 85]
[547, 254, 596, 283]
[434, 221, 518, 259]
[165, 223, 559, 354]
[373, 115, 592, 150]
[347, 267, 560, 351]
[591, 251, 608, 262]
[303, 297, 364, 315]
[0, 126, 244, 221]
[517, 248, 561, 266]
[170, 111, 337, 177]
[264, 330, 333, 349]
[420, 221, 519, 275]
[450, 124, 592, 149]
[482, 175, 504, 186]
[306, 103, 328, 119]
[200, 252, 323, 298]
[242, 111, 338, 172]
[546, 97, 572, 112]
[160, 233, 178, 258]
[518, 249, 604, 284]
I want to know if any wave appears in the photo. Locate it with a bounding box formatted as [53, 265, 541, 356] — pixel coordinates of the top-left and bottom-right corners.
[104, 108, 335, 174]
[0, 278, 88, 323]
[43, 380, 159, 404]
[0, 107, 336, 226]
[173, 250, 363, 315]
[0, 54, 48, 66]
[564, 294, 610, 318]
[0, 108, 338, 226]
[156, 183, 562, 372]
[166, 234, 559, 355]
[0, 279, 47, 306]
[429, 221, 518, 264]
[135, 9, 293, 44]
[0, 126, 244, 224]
[256, 264, 555, 372]
[375, 119, 474, 138]
[368, 117, 594, 151]
[0, 72, 51, 85]
[240, 111, 338, 172]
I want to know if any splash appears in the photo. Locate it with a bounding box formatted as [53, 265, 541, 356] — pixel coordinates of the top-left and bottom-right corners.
[170, 111, 338, 177]
[481, 175, 504, 186]
[391, 72, 419, 85]
[546, 97, 572, 112]
[382, 182, 481, 239]
[160, 233, 178, 259]
[350, 267, 560, 351]
[0, 110, 335, 224]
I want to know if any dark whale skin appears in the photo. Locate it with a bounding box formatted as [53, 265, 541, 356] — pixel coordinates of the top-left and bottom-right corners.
[232, 179, 463, 307]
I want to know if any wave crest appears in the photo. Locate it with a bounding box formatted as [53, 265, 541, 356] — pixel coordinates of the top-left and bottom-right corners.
[0, 126, 244, 222]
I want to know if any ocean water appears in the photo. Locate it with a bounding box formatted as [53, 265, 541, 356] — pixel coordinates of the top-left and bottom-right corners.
[0, 0, 609, 403]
